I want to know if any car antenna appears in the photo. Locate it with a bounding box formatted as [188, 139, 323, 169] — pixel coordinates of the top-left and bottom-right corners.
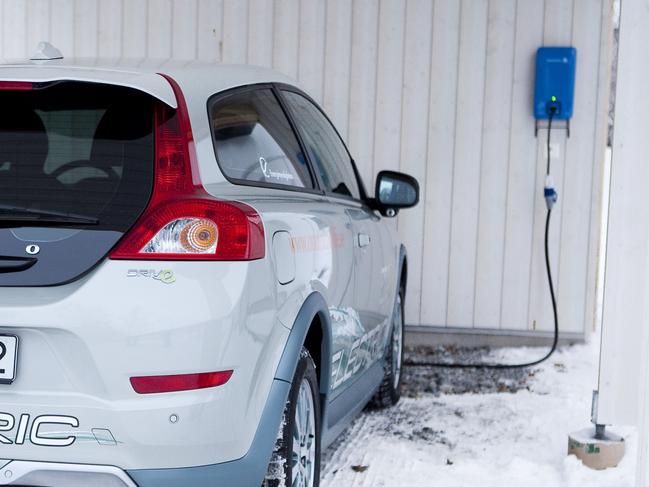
[30, 41, 63, 61]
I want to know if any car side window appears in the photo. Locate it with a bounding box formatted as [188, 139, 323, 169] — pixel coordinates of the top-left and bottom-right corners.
[280, 90, 360, 200]
[208, 88, 313, 189]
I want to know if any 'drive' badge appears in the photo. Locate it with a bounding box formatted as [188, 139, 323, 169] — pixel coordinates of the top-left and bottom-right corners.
[25, 244, 40, 255]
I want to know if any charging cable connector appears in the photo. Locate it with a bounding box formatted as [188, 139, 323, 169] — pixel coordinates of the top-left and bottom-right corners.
[544, 175, 557, 210]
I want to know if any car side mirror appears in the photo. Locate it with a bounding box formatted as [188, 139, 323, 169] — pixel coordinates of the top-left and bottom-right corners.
[374, 170, 419, 217]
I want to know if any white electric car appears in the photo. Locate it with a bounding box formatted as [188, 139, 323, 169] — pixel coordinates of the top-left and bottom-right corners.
[0, 47, 418, 487]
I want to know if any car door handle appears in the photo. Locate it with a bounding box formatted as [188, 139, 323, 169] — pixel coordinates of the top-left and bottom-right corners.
[357, 233, 371, 247]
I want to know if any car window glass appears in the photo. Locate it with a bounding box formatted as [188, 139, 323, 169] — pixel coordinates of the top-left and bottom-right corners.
[208, 89, 313, 189]
[0, 82, 154, 231]
[39, 109, 107, 184]
[281, 91, 360, 200]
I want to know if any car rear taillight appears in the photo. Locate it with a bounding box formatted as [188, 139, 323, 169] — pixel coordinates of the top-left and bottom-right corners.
[109, 75, 264, 261]
[130, 370, 233, 394]
[0, 81, 33, 90]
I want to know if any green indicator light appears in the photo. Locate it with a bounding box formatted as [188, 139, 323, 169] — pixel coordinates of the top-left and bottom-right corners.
[551, 95, 557, 102]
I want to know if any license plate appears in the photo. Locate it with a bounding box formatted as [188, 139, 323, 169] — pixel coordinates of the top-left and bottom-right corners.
[0, 335, 18, 384]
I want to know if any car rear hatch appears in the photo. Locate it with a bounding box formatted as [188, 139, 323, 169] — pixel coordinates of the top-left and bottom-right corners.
[0, 80, 157, 285]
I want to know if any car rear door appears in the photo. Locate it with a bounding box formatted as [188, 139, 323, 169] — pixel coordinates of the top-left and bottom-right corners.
[279, 88, 392, 396]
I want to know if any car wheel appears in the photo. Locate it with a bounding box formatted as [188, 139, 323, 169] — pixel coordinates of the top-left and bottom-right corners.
[371, 286, 404, 408]
[264, 348, 321, 487]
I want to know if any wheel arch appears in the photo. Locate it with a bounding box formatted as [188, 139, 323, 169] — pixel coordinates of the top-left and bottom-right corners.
[275, 291, 333, 398]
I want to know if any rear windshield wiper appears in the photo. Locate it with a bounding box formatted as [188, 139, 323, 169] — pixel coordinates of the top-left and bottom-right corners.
[0, 205, 98, 226]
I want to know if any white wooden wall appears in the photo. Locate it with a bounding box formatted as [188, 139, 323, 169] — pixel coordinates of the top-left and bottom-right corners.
[0, 0, 612, 337]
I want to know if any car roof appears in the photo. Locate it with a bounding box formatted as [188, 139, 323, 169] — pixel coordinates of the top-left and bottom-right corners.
[0, 57, 299, 108]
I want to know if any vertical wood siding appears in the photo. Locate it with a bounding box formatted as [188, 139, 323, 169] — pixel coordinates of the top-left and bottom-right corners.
[0, 0, 610, 336]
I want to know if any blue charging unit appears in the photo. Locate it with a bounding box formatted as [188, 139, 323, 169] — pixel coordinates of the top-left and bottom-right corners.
[534, 47, 576, 136]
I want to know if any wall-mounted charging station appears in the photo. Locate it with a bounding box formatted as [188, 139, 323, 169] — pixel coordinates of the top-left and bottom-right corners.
[534, 47, 577, 136]
[407, 45, 578, 371]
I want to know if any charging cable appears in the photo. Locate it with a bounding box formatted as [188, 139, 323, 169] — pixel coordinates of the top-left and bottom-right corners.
[405, 111, 559, 369]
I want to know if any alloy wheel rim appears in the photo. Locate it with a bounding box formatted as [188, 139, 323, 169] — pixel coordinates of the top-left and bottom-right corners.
[292, 378, 316, 487]
[392, 294, 403, 389]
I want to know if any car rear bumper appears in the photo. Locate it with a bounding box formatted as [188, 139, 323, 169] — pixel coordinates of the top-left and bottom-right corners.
[128, 379, 290, 487]
[0, 459, 137, 487]
[0, 379, 290, 487]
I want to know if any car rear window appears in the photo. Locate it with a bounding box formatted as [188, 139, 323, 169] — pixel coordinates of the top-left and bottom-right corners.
[0, 81, 154, 232]
[208, 88, 314, 189]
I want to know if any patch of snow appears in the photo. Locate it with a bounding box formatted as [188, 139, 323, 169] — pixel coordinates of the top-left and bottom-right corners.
[322, 333, 636, 486]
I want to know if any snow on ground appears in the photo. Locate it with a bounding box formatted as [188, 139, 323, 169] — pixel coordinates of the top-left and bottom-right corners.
[321, 334, 637, 486]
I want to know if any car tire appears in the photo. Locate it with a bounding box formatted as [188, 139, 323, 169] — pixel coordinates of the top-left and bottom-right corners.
[370, 286, 404, 408]
[264, 348, 321, 487]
